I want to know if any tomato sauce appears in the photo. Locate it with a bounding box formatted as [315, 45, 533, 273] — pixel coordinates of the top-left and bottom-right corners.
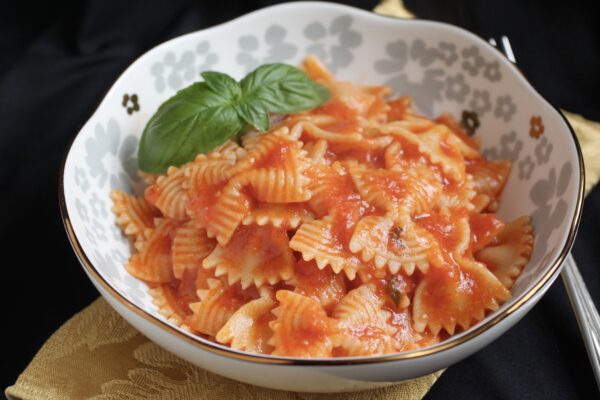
[294, 260, 346, 313]
[187, 182, 225, 228]
[386, 97, 411, 121]
[253, 141, 291, 170]
[470, 213, 504, 252]
[435, 113, 480, 151]
[439, 135, 463, 163]
[165, 268, 199, 316]
[416, 208, 468, 253]
[222, 224, 294, 279]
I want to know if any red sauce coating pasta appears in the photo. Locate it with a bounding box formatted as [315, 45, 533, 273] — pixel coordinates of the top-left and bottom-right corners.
[112, 55, 533, 357]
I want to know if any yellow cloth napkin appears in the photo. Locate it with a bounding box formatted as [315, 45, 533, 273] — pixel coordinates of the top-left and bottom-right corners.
[5, 299, 443, 400]
[7, 2, 600, 399]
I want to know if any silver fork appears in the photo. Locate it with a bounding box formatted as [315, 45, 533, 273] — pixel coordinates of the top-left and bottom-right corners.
[490, 35, 600, 391]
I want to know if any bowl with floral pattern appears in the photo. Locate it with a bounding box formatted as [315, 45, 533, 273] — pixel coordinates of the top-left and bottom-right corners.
[60, 2, 584, 392]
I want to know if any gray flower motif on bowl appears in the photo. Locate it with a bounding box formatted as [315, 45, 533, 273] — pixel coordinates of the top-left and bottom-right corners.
[410, 39, 439, 67]
[110, 224, 124, 241]
[468, 89, 492, 116]
[87, 119, 141, 193]
[75, 198, 90, 223]
[74, 167, 90, 193]
[122, 269, 148, 304]
[85, 227, 98, 246]
[498, 130, 523, 161]
[385, 69, 445, 115]
[529, 162, 572, 264]
[90, 192, 108, 219]
[483, 131, 523, 162]
[374, 39, 446, 114]
[374, 39, 409, 73]
[445, 73, 470, 103]
[535, 136, 553, 165]
[494, 95, 517, 122]
[118, 135, 140, 184]
[93, 249, 120, 283]
[518, 155, 535, 180]
[111, 249, 127, 265]
[151, 41, 218, 92]
[85, 119, 121, 188]
[303, 15, 362, 72]
[436, 41, 458, 66]
[237, 25, 298, 73]
[461, 46, 485, 76]
[91, 218, 107, 242]
[483, 60, 502, 82]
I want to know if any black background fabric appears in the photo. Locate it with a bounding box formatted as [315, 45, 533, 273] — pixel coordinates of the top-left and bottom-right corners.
[2, 1, 599, 398]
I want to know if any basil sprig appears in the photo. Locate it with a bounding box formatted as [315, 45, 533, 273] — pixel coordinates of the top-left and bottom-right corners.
[138, 64, 330, 173]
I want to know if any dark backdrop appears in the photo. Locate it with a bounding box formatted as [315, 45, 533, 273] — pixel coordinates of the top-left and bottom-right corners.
[2, 1, 599, 398]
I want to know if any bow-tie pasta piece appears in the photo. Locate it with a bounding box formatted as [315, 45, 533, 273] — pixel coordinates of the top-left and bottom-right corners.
[185, 153, 239, 190]
[416, 207, 472, 261]
[242, 203, 314, 229]
[302, 55, 333, 82]
[188, 279, 251, 337]
[203, 224, 295, 289]
[147, 264, 200, 327]
[348, 163, 442, 218]
[215, 291, 276, 354]
[349, 216, 443, 275]
[467, 159, 511, 212]
[148, 285, 189, 328]
[317, 79, 386, 121]
[302, 139, 329, 165]
[289, 259, 347, 313]
[186, 155, 252, 245]
[381, 122, 466, 182]
[435, 113, 482, 158]
[469, 213, 505, 253]
[290, 215, 365, 280]
[412, 257, 510, 335]
[198, 175, 253, 246]
[211, 139, 248, 159]
[287, 119, 363, 144]
[126, 218, 178, 283]
[269, 290, 336, 357]
[145, 165, 189, 221]
[110, 190, 160, 246]
[306, 162, 362, 218]
[386, 305, 438, 352]
[475, 216, 533, 288]
[240, 130, 313, 203]
[437, 175, 477, 210]
[172, 221, 216, 280]
[332, 284, 397, 356]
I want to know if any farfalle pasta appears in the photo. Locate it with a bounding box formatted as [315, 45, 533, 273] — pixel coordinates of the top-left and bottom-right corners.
[111, 56, 534, 358]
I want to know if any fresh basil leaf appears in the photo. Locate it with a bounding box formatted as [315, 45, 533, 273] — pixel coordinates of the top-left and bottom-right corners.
[138, 82, 243, 173]
[201, 71, 241, 101]
[138, 63, 332, 173]
[240, 63, 330, 114]
[235, 101, 270, 131]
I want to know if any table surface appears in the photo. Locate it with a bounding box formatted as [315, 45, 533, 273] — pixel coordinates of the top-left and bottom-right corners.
[2, 1, 599, 398]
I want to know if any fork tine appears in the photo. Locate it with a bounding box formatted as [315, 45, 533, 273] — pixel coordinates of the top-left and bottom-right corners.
[500, 35, 517, 63]
[488, 36, 516, 64]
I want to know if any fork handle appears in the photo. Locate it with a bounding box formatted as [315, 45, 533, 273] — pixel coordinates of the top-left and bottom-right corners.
[561, 253, 600, 391]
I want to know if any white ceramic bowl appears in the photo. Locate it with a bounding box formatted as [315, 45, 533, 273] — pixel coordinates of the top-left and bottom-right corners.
[60, 2, 584, 392]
